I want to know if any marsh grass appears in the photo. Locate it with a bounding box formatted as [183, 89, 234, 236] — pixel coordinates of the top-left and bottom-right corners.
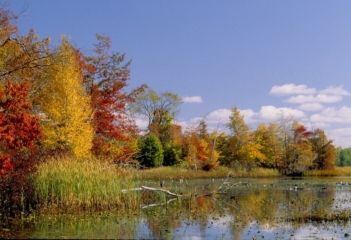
[138, 166, 280, 181]
[304, 167, 351, 177]
[34, 157, 141, 213]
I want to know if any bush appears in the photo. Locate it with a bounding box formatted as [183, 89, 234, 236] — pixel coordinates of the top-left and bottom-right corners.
[138, 134, 164, 167]
[163, 145, 182, 166]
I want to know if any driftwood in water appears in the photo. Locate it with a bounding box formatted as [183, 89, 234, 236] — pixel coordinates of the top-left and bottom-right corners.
[205, 172, 250, 197]
[141, 186, 181, 198]
[141, 197, 177, 209]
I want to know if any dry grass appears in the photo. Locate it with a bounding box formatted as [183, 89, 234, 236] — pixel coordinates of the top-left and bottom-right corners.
[137, 166, 280, 181]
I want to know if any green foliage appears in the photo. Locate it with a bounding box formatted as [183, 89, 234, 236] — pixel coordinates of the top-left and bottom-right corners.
[138, 134, 164, 167]
[335, 147, 351, 166]
[163, 145, 182, 166]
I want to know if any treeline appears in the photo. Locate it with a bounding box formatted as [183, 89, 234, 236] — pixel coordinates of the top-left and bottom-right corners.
[0, 3, 338, 178]
[335, 147, 351, 166]
[0, 3, 341, 214]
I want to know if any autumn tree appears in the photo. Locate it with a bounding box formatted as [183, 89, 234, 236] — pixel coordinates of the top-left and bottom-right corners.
[254, 122, 281, 168]
[0, 3, 54, 100]
[0, 79, 42, 176]
[219, 107, 265, 170]
[80, 34, 144, 161]
[38, 38, 93, 158]
[0, 79, 42, 214]
[310, 128, 336, 170]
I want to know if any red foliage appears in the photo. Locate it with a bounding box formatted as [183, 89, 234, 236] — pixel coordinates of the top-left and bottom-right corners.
[0, 155, 13, 177]
[77, 34, 145, 160]
[0, 79, 42, 176]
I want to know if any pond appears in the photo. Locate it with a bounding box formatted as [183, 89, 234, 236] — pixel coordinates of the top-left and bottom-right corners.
[2, 177, 351, 239]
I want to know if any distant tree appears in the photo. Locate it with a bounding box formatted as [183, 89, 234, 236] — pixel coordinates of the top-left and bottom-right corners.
[310, 129, 335, 170]
[129, 87, 182, 134]
[219, 107, 265, 171]
[138, 134, 164, 167]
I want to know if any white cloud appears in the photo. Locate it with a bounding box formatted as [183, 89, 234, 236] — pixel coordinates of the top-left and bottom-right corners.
[298, 103, 324, 111]
[285, 94, 342, 104]
[326, 128, 351, 148]
[270, 84, 316, 95]
[310, 106, 351, 123]
[257, 105, 305, 121]
[134, 117, 149, 130]
[203, 109, 232, 124]
[319, 85, 351, 96]
[182, 96, 203, 103]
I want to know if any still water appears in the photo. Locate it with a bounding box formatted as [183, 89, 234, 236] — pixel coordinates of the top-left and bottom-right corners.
[2, 177, 351, 239]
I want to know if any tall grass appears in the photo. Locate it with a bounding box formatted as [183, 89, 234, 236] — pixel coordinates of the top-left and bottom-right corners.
[304, 167, 351, 177]
[34, 157, 141, 213]
[138, 166, 280, 181]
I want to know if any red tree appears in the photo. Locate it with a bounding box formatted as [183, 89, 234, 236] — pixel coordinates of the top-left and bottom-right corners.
[0, 79, 42, 177]
[78, 34, 145, 161]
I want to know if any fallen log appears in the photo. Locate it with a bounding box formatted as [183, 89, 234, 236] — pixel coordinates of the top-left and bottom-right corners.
[141, 186, 181, 198]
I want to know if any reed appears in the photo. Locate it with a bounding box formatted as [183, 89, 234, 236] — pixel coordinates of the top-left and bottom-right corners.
[304, 167, 351, 177]
[34, 156, 141, 213]
[138, 166, 280, 181]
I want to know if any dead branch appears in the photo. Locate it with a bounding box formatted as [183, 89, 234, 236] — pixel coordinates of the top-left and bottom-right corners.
[141, 186, 181, 198]
[141, 197, 177, 209]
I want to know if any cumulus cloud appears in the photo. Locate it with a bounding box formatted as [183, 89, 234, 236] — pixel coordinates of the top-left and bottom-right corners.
[319, 85, 351, 96]
[202, 109, 231, 123]
[326, 128, 351, 148]
[270, 84, 316, 95]
[134, 117, 149, 131]
[310, 106, 351, 123]
[285, 94, 342, 104]
[182, 96, 203, 103]
[257, 105, 305, 121]
[298, 103, 324, 111]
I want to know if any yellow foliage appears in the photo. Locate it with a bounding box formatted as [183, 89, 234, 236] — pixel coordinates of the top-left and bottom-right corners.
[39, 39, 93, 157]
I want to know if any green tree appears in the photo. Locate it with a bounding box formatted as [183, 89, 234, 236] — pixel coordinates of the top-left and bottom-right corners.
[138, 134, 164, 167]
[129, 87, 182, 135]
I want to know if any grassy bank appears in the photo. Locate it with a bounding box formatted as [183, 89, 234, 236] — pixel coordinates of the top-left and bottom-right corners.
[304, 166, 351, 177]
[137, 166, 281, 181]
[34, 157, 140, 213]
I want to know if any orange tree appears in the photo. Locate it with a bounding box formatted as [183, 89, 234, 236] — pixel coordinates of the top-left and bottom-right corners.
[0, 79, 42, 215]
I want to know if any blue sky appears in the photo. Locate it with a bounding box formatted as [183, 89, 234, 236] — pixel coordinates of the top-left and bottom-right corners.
[9, 1, 351, 148]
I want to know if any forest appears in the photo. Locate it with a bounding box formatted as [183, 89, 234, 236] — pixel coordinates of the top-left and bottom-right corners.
[0, 3, 345, 215]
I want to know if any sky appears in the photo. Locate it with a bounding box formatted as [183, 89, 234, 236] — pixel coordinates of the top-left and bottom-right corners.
[8, 0, 351, 148]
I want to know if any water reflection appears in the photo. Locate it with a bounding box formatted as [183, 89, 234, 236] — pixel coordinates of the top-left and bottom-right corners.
[2, 177, 351, 239]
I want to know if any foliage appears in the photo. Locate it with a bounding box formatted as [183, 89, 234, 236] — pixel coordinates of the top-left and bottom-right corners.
[182, 122, 219, 170]
[138, 134, 164, 167]
[38, 38, 93, 158]
[0, 79, 42, 215]
[335, 147, 351, 166]
[219, 107, 265, 171]
[81, 34, 144, 161]
[310, 128, 335, 170]
[129, 87, 182, 133]
[0, 79, 42, 175]
[163, 145, 182, 166]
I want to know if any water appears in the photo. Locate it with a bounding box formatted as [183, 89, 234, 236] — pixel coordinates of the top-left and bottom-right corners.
[2, 177, 351, 239]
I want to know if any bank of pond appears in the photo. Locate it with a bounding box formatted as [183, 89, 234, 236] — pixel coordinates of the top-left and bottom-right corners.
[2, 176, 351, 239]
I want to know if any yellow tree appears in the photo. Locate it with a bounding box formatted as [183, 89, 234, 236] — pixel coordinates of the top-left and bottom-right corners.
[254, 122, 281, 168]
[220, 107, 265, 170]
[38, 38, 93, 157]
